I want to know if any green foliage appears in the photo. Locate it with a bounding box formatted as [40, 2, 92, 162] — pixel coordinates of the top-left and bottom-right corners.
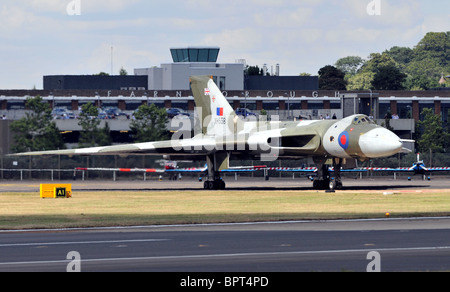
[77, 103, 111, 147]
[360, 53, 398, 74]
[119, 67, 128, 76]
[130, 104, 169, 143]
[335, 31, 450, 91]
[10, 96, 65, 153]
[416, 108, 450, 153]
[372, 65, 407, 90]
[414, 32, 449, 67]
[347, 72, 375, 90]
[404, 74, 439, 91]
[245, 65, 263, 76]
[384, 46, 414, 69]
[318, 65, 347, 90]
[335, 56, 364, 75]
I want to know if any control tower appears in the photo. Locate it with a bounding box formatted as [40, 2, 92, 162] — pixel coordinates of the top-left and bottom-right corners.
[135, 47, 244, 91]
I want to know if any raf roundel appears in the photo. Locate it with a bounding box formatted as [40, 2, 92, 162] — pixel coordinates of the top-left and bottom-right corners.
[338, 131, 349, 150]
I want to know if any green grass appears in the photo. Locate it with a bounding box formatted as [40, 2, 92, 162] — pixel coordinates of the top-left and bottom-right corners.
[1, 190, 450, 230]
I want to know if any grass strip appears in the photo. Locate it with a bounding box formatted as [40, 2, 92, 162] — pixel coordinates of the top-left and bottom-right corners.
[0, 190, 450, 230]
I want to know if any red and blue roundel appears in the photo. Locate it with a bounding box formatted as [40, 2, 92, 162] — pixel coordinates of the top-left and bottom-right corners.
[338, 131, 349, 149]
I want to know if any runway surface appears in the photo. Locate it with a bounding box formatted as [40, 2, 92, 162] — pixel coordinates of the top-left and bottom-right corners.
[0, 218, 450, 272]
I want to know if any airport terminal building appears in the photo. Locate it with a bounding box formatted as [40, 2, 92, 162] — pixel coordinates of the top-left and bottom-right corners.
[0, 47, 449, 154]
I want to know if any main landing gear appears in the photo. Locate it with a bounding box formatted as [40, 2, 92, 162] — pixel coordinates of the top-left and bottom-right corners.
[203, 179, 226, 190]
[313, 158, 344, 191]
[203, 153, 228, 190]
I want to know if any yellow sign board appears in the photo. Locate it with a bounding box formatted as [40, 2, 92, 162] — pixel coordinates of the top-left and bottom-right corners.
[40, 184, 72, 198]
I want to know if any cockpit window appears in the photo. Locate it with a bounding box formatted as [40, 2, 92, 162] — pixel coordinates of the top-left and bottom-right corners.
[352, 115, 375, 125]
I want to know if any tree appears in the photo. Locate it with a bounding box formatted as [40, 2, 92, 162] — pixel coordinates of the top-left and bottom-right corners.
[414, 32, 449, 67]
[404, 32, 450, 87]
[347, 72, 375, 90]
[333, 32, 450, 90]
[318, 65, 347, 90]
[245, 65, 262, 76]
[404, 74, 439, 91]
[130, 104, 169, 143]
[78, 102, 111, 147]
[119, 67, 128, 76]
[372, 65, 407, 90]
[360, 53, 398, 74]
[384, 46, 414, 68]
[335, 56, 364, 75]
[10, 96, 65, 153]
[417, 108, 450, 153]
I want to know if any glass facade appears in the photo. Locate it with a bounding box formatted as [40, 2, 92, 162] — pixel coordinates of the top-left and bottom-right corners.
[441, 101, 450, 122]
[379, 101, 390, 119]
[396, 102, 413, 119]
[170, 47, 220, 63]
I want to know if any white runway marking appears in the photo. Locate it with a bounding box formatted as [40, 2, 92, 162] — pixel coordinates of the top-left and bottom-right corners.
[1, 216, 450, 233]
[0, 238, 169, 248]
[1, 245, 450, 267]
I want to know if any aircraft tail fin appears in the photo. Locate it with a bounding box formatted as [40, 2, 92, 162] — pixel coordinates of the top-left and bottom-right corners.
[190, 75, 236, 136]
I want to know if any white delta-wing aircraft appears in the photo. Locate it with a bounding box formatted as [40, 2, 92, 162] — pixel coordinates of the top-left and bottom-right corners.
[13, 76, 411, 190]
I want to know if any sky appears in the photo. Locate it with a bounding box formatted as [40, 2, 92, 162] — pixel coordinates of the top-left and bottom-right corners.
[0, 0, 449, 89]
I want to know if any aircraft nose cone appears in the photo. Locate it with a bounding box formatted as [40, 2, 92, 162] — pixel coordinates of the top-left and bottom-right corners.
[359, 128, 402, 158]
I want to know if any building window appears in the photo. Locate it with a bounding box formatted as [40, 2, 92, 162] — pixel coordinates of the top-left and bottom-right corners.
[209, 49, 219, 62]
[379, 101, 390, 119]
[263, 101, 279, 110]
[419, 102, 434, 120]
[397, 102, 412, 119]
[198, 49, 209, 62]
[7, 101, 25, 110]
[172, 47, 220, 63]
[219, 77, 226, 91]
[441, 102, 450, 122]
[171, 101, 188, 111]
[308, 101, 324, 110]
[330, 101, 341, 109]
[287, 102, 301, 110]
[188, 49, 198, 62]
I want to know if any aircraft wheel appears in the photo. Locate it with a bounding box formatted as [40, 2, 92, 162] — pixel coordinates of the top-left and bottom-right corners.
[208, 181, 216, 190]
[313, 180, 328, 190]
[313, 180, 318, 189]
[218, 180, 226, 190]
[204, 180, 225, 190]
[329, 180, 335, 191]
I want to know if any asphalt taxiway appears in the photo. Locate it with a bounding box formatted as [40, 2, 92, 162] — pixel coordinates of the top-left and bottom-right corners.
[0, 177, 449, 272]
[0, 175, 446, 192]
[0, 218, 450, 272]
